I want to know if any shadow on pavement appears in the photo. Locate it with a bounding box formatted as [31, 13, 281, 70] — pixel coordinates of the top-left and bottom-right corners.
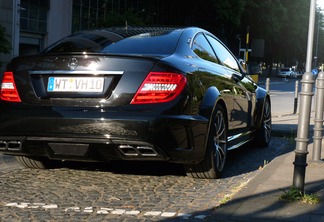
[41, 133, 295, 179]
[223, 136, 295, 179]
[158, 179, 324, 222]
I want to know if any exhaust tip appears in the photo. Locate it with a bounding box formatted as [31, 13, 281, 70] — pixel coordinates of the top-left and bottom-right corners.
[0, 141, 7, 150]
[118, 145, 140, 156]
[7, 141, 22, 151]
[118, 145, 159, 157]
[0, 140, 22, 151]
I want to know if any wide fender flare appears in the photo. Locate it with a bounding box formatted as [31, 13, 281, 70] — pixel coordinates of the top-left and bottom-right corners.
[198, 86, 227, 157]
[198, 86, 223, 120]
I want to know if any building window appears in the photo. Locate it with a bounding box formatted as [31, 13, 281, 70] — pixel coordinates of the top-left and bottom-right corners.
[73, 0, 106, 32]
[20, 0, 49, 34]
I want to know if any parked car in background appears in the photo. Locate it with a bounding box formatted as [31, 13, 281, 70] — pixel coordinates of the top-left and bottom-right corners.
[290, 70, 303, 78]
[0, 27, 271, 179]
[278, 67, 294, 78]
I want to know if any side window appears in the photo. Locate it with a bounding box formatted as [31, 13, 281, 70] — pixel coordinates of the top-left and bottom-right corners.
[192, 34, 219, 64]
[206, 35, 239, 72]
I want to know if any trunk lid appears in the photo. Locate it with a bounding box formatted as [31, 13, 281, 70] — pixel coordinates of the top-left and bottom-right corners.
[8, 54, 159, 107]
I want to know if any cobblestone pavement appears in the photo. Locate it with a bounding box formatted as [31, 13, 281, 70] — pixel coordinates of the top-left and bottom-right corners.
[0, 137, 294, 221]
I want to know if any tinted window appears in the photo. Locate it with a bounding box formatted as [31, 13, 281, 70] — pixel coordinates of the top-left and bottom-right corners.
[101, 30, 180, 55]
[206, 35, 239, 71]
[281, 68, 291, 71]
[192, 34, 219, 64]
[43, 31, 123, 53]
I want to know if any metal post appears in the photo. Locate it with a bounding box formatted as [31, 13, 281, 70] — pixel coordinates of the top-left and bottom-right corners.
[293, 0, 316, 193]
[245, 26, 249, 63]
[313, 71, 324, 161]
[293, 80, 299, 114]
[293, 73, 314, 192]
[266, 78, 270, 93]
[12, 0, 21, 58]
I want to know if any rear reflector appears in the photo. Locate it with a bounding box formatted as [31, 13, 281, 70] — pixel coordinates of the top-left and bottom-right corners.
[131, 72, 186, 104]
[0, 72, 21, 102]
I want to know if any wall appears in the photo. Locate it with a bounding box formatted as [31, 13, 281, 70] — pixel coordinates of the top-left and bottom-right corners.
[0, 0, 19, 73]
[46, 0, 73, 47]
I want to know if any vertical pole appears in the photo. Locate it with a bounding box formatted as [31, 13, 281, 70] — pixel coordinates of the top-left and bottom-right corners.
[314, 13, 320, 69]
[266, 78, 270, 93]
[245, 26, 249, 63]
[12, 0, 20, 58]
[313, 71, 324, 161]
[293, 81, 299, 114]
[293, 0, 316, 193]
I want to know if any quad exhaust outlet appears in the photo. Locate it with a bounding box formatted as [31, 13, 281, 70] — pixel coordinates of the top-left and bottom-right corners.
[118, 145, 159, 157]
[0, 140, 22, 151]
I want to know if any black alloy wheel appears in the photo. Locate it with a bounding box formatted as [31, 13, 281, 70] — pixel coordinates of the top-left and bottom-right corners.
[254, 98, 272, 147]
[185, 104, 228, 179]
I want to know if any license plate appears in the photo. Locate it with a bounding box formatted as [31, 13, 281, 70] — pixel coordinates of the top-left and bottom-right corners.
[47, 77, 104, 92]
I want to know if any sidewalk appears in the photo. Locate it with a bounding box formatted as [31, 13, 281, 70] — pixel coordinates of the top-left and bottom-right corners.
[209, 113, 324, 222]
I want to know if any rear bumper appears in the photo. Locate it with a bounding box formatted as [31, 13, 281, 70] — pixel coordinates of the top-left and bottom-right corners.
[0, 112, 209, 164]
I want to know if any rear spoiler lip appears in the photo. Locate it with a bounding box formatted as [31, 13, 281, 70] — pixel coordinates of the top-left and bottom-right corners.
[28, 70, 125, 75]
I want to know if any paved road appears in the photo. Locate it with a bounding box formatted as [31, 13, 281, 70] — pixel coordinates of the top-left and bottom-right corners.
[0, 76, 299, 221]
[0, 136, 294, 221]
[259, 76, 302, 116]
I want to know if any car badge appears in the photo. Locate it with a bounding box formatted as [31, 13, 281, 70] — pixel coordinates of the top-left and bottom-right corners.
[68, 58, 78, 69]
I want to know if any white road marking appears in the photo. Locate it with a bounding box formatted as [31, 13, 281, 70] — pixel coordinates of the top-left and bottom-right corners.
[4, 202, 205, 219]
[144, 211, 162, 216]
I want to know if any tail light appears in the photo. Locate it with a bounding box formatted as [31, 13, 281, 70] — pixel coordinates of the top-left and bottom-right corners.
[0, 72, 21, 102]
[131, 72, 187, 104]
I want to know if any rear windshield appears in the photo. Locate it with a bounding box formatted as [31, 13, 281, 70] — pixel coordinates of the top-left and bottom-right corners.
[101, 31, 180, 55]
[43, 29, 181, 56]
[43, 31, 123, 53]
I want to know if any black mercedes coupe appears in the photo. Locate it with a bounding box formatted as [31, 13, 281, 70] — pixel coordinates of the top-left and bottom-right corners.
[0, 27, 271, 179]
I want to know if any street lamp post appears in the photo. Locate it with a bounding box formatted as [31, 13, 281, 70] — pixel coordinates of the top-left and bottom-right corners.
[293, 0, 316, 193]
[314, 9, 323, 68]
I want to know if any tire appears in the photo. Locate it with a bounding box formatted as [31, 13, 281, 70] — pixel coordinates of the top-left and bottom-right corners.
[254, 98, 271, 147]
[15, 156, 54, 169]
[185, 104, 227, 179]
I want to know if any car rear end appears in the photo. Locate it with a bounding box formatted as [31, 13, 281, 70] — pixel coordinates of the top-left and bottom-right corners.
[278, 68, 292, 78]
[0, 28, 208, 165]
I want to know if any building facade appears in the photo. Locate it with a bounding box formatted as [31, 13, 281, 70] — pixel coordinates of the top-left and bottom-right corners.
[0, 0, 73, 73]
[0, 0, 163, 74]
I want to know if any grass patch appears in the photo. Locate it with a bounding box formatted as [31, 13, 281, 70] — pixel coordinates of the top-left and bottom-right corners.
[259, 160, 269, 170]
[219, 194, 231, 205]
[219, 180, 250, 205]
[279, 186, 320, 204]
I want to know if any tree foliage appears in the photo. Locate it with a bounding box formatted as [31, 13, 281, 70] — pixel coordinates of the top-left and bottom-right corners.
[99, 9, 146, 27]
[78, 0, 323, 67]
[0, 25, 11, 67]
[241, 0, 311, 67]
[0, 25, 11, 55]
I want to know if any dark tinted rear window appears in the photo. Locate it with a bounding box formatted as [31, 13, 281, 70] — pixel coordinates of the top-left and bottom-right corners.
[43, 29, 181, 55]
[43, 31, 123, 53]
[101, 30, 181, 55]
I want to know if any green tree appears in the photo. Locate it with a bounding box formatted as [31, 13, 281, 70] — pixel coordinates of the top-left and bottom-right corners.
[241, 0, 288, 63]
[0, 25, 11, 67]
[277, 0, 309, 67]
[212, 0, 248, 36]
[241, 0, 310, 68]
[99, 9, 146, 27]
[0, 25, 11, 54]
[314, 11, 324, 67]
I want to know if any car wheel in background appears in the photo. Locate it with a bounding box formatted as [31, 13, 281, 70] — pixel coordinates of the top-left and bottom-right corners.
[15, 156, 56, 169]
[254, 98, 272, 147]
